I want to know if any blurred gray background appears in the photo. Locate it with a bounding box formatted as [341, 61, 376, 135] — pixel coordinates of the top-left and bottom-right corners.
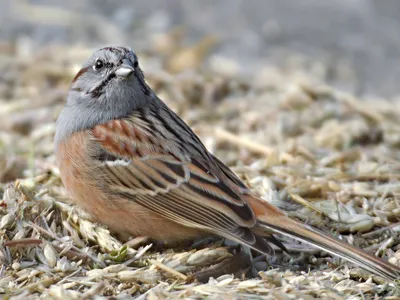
[1, 0, 400, 98]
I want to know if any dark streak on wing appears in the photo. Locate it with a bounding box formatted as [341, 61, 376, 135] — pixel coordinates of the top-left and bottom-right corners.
[156, 110, 185, 143]
[93, 148, 121, 162]
[161, 161, 186, 178]
[184, 184, 254, 222]
[165, 107, 210, 155]
[189, 172, 242, 202]
[137, 108, 160, 136]
[104, 164, 132, 189]
[210, 154, 249, 190]
[155, 169, 178, 184]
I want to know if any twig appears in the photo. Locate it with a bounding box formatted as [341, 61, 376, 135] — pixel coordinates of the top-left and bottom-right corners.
[340, 174, 400, 182]
[4, 238, 42, 247]
[19, 277, 58, 294]
[29, 222, 106, 268]
[361, 222, 400, 238]
[214, 127, 274, 156]
[333, 90, 384, 123]
[56, 268, 83, 285]
[81, 283, 105, 299]
[290, 193, 325, 215]
[149, 259, 187, 281]
[123, 243, 153, 266]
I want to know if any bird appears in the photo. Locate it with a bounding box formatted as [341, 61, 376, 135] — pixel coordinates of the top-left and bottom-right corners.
[55, 46, 400, 281]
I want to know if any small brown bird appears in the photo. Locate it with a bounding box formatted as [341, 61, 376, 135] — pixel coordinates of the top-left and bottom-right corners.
[55, 46, 400, 280]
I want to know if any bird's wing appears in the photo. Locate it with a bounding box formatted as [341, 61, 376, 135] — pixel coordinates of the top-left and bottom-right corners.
[89, 106, 273, 254]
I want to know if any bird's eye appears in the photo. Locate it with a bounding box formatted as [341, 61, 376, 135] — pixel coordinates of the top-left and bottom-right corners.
[93, 59, 105, 71]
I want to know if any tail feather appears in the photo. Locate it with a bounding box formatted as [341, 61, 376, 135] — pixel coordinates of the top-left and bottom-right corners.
[265, 235, 289, 254]
[247, 196, 400, 281]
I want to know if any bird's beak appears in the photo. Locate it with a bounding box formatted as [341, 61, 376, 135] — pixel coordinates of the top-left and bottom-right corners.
[115, 59, 134, 78]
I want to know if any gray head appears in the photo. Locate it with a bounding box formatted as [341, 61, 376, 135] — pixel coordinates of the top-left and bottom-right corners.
[55, 46, 152, 147]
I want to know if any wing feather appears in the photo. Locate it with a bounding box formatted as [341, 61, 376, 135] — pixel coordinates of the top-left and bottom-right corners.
[88, 107, 271, 252]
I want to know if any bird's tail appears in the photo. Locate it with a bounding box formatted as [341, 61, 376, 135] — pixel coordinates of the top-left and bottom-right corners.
[247, 195, 400, 281]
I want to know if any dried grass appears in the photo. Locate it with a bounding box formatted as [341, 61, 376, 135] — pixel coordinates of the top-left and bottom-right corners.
[1, 35, 400, 299]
